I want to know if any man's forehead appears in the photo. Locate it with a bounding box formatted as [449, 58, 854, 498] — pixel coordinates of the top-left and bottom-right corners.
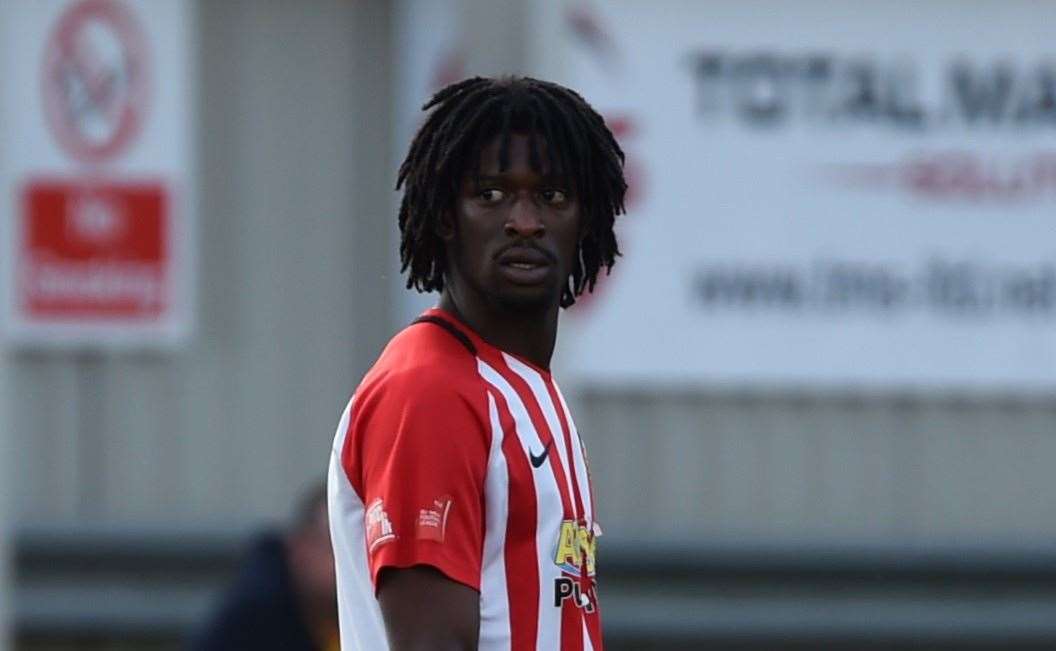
[471, 131, 559, 175]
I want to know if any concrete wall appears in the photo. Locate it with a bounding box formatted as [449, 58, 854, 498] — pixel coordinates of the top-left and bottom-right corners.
[574, 389, 1056, 547]
[12, 0, 395, 527]
[8, 0, 1056, 552]
[1, 358, 10, 651]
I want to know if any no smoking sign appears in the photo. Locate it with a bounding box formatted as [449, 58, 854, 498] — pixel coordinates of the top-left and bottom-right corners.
[42, 0, 150, 163]
[3, 0, 193, 346]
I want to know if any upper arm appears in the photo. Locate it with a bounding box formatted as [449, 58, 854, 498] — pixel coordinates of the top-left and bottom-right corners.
[378, 565, 480, 651]
[345, 370, 491, 636]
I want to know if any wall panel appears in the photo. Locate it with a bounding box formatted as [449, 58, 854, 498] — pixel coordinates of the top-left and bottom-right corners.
[11, 0, 395, 527]
[573, 390, 1056, 546]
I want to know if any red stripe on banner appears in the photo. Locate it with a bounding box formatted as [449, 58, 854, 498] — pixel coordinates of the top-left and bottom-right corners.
[489, 387, 539, 650]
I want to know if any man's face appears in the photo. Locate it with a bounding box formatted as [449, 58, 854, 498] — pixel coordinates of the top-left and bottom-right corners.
[446, 132, 581, 312]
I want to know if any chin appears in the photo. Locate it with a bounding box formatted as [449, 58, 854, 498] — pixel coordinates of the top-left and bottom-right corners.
[489, 285, 561, 313]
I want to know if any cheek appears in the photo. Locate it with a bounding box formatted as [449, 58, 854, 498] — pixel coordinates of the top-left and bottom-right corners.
[558, 212, 584, 260]
[456, 212, 502, 254]
[448, 220, 498, 280]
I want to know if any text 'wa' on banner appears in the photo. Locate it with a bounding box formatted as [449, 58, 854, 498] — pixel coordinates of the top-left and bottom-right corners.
[1, 0, 195, 349]
[546, 0, 1056, 391]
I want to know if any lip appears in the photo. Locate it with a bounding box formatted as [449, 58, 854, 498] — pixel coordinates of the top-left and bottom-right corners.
[496, 246, 552, 266]
[496, 246, 553, 285]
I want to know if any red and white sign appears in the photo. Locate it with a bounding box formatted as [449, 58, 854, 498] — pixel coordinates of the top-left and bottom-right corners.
[2, 0, 194, 347]
[20, 180, 167, 319]
[42, 0, 150, 164]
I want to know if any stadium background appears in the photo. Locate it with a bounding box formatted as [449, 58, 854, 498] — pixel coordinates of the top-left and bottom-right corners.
[2, 0, 1056, 649]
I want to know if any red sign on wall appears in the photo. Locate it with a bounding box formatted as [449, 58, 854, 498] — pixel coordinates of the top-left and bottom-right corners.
[3, 0, 192, 347]
[20, 180, 168, 320]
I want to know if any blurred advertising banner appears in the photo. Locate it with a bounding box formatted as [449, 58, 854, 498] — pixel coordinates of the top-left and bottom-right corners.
[549, 0, 1056, 390]
[1, 0, 194, 349]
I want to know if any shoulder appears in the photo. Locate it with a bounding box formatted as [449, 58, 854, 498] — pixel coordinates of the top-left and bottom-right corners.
[358, 320, 484, 407]
[343, 322, 492, 492]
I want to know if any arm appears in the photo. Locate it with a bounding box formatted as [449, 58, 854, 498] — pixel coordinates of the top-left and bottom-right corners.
[348, 370, 491, 650]
[378, 565, 480, 651]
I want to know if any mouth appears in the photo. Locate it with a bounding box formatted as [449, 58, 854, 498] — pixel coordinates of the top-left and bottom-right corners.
[497, 245, 553, 265]
[506, 261, 546, 270]
[496, 247, 554, 285]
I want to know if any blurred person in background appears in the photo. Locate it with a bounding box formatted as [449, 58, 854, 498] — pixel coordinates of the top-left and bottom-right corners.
[191, 483, 338, 651]
[327, 76, 627, 650]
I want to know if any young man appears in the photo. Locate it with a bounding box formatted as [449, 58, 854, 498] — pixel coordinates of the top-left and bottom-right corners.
[327, 76, 626, 650]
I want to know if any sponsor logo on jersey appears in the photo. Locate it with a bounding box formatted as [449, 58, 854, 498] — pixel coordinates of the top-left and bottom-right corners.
[553, 519, 597, 577]
[365, 498, 395, 553]
[529, 440, 553, 468]
[416, 495, 453, 542]
[554, 577, 597, 613]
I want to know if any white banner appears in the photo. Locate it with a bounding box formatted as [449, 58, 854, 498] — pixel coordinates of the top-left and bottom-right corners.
[1, 0, 195, 349]
[546, 0, 1056, 390]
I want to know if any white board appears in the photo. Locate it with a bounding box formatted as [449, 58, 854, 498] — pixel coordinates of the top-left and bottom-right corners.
[542, 0, 1056, 391]
[1, 0, 195, 349]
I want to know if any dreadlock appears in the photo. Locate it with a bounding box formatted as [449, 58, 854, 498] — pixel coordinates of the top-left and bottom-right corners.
[396, 76, 627, 308]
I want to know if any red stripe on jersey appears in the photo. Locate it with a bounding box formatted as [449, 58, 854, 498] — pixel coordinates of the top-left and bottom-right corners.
[546, 376, 590, 651]
[557, 384, 599, 523]
[488, 386, 539, 650]
[561, 594, 585, 650]
[544, 377, 586, 525]
[491, 354, 576, 522]
[338, 394, 363, 498]
[586, 607, 604, 651]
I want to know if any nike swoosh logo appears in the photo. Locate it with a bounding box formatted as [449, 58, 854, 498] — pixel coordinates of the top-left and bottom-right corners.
[529, 440, 553, 468]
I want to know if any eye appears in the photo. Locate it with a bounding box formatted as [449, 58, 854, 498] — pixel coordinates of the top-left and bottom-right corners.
[478, 188, 505, 203]
[541, 189, 569, 204]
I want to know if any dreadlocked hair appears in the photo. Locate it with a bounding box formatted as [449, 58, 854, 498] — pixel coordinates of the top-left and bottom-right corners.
[396, 75, 627, 308]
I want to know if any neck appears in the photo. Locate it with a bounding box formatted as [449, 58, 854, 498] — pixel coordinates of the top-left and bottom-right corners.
[438, 288, 559, 370]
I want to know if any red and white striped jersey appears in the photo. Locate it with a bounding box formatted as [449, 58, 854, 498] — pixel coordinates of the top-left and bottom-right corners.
[327, 308, 603, 650]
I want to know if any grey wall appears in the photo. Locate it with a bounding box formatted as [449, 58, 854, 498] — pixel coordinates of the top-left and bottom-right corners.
[1, 359, 10, 650]
[575, 389, 1056, 546]
[7, 0, 1056, 552]
[11, 0, 395, 527]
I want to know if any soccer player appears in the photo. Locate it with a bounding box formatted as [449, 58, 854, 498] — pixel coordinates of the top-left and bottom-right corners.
[327, 76, 627, 650]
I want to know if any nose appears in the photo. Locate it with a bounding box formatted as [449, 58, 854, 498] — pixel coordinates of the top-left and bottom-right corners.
[504, 196, 545, 238]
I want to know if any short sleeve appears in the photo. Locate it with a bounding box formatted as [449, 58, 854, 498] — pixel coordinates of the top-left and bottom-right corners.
[350, 371, 490, 593]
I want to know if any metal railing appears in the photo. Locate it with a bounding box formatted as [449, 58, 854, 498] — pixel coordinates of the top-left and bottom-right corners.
[15, 526, 1056, 649]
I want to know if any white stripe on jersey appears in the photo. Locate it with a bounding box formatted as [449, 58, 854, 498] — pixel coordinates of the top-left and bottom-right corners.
[583, 617, 596, 651]
[477, 360, 565, 651]
[478, 392, 511, 648]
[328, 398, 389, 651]
[503, 353, 579, 521]
[553, 382, 594, 526]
